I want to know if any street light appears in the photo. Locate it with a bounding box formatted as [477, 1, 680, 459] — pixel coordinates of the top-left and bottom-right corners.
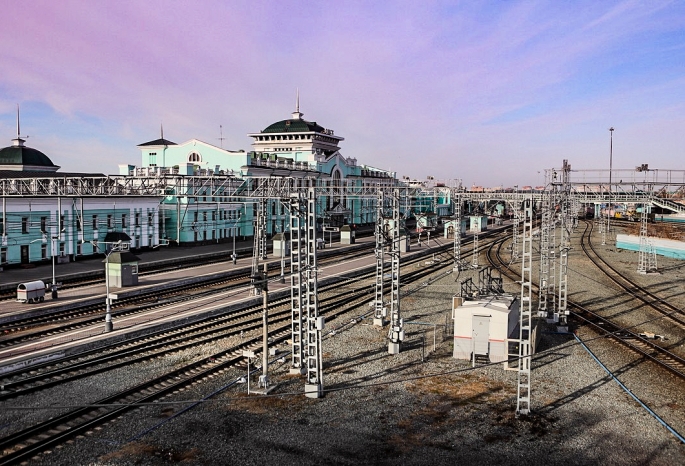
[231, 212, 242, 265]
[92, 239, 127, 332]
[50, 236, 58, 299]
[608, 127, 615, 237]
[33, 233, 59, 298]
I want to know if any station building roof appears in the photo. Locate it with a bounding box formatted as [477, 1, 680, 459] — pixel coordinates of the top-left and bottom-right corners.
[137, 138, 177, 147]
[0, 139, 60, 172]
[261, 119, 326, 134]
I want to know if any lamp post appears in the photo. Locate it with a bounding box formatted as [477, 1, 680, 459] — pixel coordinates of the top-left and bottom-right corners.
[50, 236, 58, 299]
[607, 127, 614, 237]
[93, 239, 126, 332]
[231, 212, 241, 265]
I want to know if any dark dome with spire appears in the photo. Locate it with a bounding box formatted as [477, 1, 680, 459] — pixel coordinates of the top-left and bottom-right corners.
[0, 138, 60, 171]
[262, 118, 326, 134]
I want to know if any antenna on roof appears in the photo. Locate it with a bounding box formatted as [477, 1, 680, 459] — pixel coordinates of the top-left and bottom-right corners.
[218, 124, 225, 149]
[12, 104, 27, 147]
[160, 123, 164, 140]
[292, 89, 304, 120]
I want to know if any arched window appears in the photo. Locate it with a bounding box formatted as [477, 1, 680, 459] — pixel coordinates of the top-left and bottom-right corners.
[188, 152, 201, 163]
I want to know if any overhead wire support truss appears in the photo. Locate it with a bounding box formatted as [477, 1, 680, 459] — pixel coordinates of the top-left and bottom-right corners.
[557, 160, 571, 327]
[453, 194, 463, 271]
[537, 186, 551, 318]
[516, 196, 533, 417]
[250, 199, 267, 297]
[304, 185, 324, 398]
[373, 187, 387, 327]
[289, 191, 306, 375]
[387, 188, 404, 354]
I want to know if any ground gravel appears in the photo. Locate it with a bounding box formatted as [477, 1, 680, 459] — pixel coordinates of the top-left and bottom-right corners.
[7, 222, 685, 465]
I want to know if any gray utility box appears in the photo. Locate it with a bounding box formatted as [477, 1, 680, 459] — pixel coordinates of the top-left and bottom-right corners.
[272, 232, 290, 256]
[105, 251, 141, 287]
[340, 225, 355, 244]
[17, 280, 46, 303]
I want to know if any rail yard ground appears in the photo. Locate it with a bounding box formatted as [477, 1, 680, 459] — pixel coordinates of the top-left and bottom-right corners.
[7, 223, 685, 465]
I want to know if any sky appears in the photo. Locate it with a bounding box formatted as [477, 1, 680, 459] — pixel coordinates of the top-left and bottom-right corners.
[1, 0, 683, 188]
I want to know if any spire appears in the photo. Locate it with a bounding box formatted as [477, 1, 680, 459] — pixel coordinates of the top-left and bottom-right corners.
[12, 104, 26, 147]
[291, 89, 304, 120]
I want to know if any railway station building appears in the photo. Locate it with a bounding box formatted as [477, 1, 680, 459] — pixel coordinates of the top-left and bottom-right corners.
[1, 102, 451, 266]
[0, 130, 160, 267]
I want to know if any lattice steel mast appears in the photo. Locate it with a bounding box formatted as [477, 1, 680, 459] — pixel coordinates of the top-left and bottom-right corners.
[516, 196, 533, 416]
[304, 186, 324, 398]
[557, 160, 571, 327]
[537, 179, 552, 318]
[387, 188, 404, 354]
[373, 187, 387, 327]
[289, 191, 306, 375]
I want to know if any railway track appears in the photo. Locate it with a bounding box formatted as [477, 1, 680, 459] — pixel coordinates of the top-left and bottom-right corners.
[0, 244, 376, 343]
[484, 222, 685, 382]
[0, 230, 506, 464]
[580, 220, 685, 328]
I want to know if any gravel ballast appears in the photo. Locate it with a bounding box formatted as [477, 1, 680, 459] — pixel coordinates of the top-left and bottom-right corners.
[4, 222, 685, 465]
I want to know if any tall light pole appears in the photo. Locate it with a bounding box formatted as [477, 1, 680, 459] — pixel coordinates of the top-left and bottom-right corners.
[50, 236, 58, 299]
[607, 127, 614, 239]
[231, 212, 241, 265]
[94, 239, 125, 332]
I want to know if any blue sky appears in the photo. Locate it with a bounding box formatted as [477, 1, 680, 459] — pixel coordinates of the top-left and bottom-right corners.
[1, 0, 683, 187]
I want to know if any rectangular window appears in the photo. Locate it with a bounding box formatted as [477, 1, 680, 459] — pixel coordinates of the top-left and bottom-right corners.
[41, 244, 47, 259]
[92, 215, 98, 230]
[41, 216, 47, 233]
[212, 211, 216, 221]
[148, 212, 153, 226]
[149, 152, 157, 166]
[1, 247, 7, 263]
[122, 214, 127, 229]
[22, 217, 29, 234]
[77, 242, 82, 255]
[59, 242, 65, 255]
[77, 216, 82, 232]
[107, 214, 113, 228]
[135, 212, 141, 226]
[60, 215, 65, 232]
[0, 217, 3, 235]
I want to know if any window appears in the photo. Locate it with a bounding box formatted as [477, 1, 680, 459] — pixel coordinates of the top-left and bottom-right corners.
[59, 242, 65, 255]
[149, 152, 157, 166]
[22, 217, 29, 234]
[1, 247, 6, 264]
[107, 214, 113, 228]
[41, 216, 47, 233]
[41, 244, 47, 259]
[60, 215, 65, 232]
[122, 214, 127, 229]
[92, 215, 98, 230]
[188, 152, 201, 162]
[77, 216, 82, 232]
[212, 211, 216, 221]
[0, 217, 3, 235]
[148, 212, 153, 227]
[135, 212, 141, 226]
[77, 243, 82, 255]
